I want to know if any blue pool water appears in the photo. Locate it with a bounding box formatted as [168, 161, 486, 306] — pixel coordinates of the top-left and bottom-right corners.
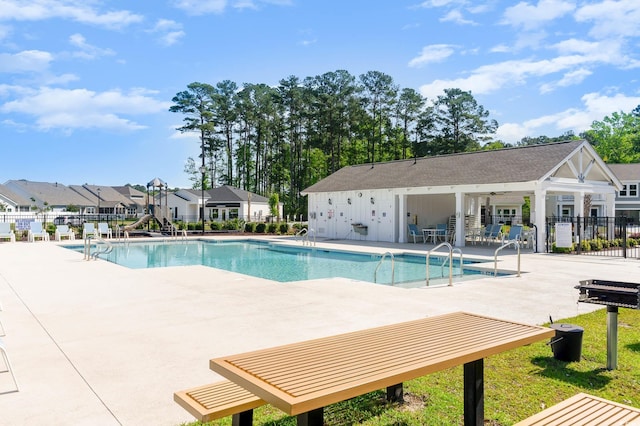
[70, 240, 493, 285]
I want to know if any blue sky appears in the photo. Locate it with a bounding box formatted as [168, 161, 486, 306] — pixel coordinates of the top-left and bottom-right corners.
[1, 0, 639, 188]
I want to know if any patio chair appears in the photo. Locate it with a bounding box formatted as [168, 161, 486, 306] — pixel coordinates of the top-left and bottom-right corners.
[83, 223, 96, 239]
[54, 225, 75, 241]
[482, 224, 502, 245]
[0, 223, 15, 243]
[28, 221, 49, 242]
[97, 222, 112, 239]
[435, 223, 448, 242]
[407, 223, 424, 243]
[501, 225, 523, 247]
[0, 338, 19, 392]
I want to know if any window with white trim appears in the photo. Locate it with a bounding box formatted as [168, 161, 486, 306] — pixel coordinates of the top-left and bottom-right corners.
[619, 183, 638, 198]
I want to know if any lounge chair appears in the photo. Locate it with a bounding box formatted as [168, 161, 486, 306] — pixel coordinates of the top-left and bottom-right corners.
[407, 224, 424, 243]
[28, 221, 49, 242]
[501, 225, 523, 247]
[482, 224, 502, 245]
[54, 225, 75, 241]
[97, 222, 112, 239]
[83, 223, 96, 239]
[0, 338, 19, 392]
[0, 223, 15, 243]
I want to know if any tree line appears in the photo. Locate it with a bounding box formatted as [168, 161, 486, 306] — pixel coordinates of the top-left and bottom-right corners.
[169, 69, 640, 218]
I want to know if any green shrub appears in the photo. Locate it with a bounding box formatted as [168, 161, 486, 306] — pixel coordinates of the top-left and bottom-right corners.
[580, 240, 591, 252]
[551, 243, 574, 253]
[244, 222, 256, 233]
[267, 223, 278, 234]
[209, 221, 222, 231]
[255, 223, 266, 233]
[223, 219, 242, 230]
[278, 223, 290, 234]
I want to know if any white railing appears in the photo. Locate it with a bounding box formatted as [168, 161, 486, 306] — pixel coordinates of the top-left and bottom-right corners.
[494, 241, 521, 277]
[426, 242, 458, 287]
[374, 252, 395, 285]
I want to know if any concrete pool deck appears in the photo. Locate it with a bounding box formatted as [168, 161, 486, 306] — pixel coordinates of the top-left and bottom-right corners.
[0, 236, 638, 425]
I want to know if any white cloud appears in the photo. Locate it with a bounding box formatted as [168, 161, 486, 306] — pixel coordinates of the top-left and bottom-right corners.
[539, 68, 592, 93]
[575, 0, 640, 38]
[439, 9, 476, 25]
[0, 49, 52, 73]
[418, 43, 638, 98]
[0, 86, 171, 131]
[496, 91, 640, 143]
[501, 0, 575, 30]
[69, 33, 115, 59]
[148, 19, 185, 46]
[172, 0, 227, 15]
[408, 44, 456, 68]
[0, 0, 143, 30]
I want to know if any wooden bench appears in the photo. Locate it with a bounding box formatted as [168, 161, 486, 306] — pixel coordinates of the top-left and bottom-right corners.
[515, 392, 640, 425]
[174, 380, 265, 425]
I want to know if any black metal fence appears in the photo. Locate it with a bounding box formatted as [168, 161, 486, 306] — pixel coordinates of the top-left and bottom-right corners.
[545, 216, 640, 258]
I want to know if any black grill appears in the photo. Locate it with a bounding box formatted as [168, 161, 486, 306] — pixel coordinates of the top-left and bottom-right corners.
[576, 279, 640, 370]
[577, 279, 640, 309]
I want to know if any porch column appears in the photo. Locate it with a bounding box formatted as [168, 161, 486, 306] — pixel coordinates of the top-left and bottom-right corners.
[455, 192, 464, 247]
[605, 192, 615, 217]
[533, 189, 546, 252]
[574, 191, 585, 218]
[399, 194, 408, 243]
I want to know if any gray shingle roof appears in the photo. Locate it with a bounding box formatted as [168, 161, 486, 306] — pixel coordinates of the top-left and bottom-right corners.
[205, 185, 269, 203]
[0, 184, 32, 206]
[303, 140, 585, 193]
[607, 163, 640, 181]
[5, 180, 94, 206]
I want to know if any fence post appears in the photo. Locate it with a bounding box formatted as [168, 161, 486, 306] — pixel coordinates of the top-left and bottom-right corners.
[623, 217, 627, 259]
[576, 215, 581, 254]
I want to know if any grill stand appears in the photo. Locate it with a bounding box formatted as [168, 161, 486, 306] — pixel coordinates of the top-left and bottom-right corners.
[606, 306, 618, 370]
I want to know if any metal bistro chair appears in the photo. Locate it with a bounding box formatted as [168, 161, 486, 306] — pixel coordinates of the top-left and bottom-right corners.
[0, 338, 19, 392]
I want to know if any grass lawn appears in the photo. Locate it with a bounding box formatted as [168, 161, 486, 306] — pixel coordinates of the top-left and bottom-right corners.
[180, 307, 640, 426]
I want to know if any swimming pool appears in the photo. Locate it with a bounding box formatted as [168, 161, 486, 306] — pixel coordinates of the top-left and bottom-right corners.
[71, 239, 495, 286]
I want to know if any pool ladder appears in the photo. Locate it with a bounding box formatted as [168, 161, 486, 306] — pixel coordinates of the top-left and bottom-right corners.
[494, 241, 521, 277]
[374, 252, 395, 285]
[83, 235, 113, 260]
[297, 228, 316, 246]
[426, 242, 463, 287]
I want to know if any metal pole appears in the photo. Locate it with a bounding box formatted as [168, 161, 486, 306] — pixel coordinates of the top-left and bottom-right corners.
[606, 306, 618, 370]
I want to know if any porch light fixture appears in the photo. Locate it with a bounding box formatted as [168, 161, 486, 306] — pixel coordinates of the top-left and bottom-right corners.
[328, 198, 332, 205]
[347, 198, 352, 205]
[370, 197, 375, 205]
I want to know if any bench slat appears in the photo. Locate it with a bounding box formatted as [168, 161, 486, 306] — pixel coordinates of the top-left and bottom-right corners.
[174, 380, 265, 422]
[515, 393, 640, 426]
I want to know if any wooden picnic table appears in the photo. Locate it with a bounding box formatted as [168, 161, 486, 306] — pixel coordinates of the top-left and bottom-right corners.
[210, 311, 554, 426]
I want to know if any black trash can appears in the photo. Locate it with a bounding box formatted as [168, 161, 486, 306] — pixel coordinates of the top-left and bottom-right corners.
[550, 323, 583, 362]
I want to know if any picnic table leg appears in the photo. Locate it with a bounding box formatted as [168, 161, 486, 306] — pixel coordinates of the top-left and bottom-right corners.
[386, 383, 403, 402]
[296, 407, 323, 426]
[231, 409, 253, 426]
[463, 359, 484, 426]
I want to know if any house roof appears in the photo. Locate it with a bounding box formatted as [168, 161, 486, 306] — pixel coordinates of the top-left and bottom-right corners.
[303, 140, 610, 193]
[69, 185, 135, 207]
[206, 185, 269, 203]
[607, 163, 640, 181]
[4, 180, 94, 206]
[0, 184, 32, 206]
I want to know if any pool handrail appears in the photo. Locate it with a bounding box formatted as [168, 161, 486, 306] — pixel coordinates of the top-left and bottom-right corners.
[426, 242, 454, 287]
[374, 252, 395, 286]
[494, 241, 521, 277]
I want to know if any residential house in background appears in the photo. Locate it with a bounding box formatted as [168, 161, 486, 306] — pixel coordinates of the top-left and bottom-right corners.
[167, 185, 281, 223]
[0, 183, 32, 213]
[608, 163, 640, 224]
[4, 180, 94, 213]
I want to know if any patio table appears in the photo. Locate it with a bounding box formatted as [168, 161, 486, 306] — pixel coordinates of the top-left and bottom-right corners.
[210, 311, 554, 426]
